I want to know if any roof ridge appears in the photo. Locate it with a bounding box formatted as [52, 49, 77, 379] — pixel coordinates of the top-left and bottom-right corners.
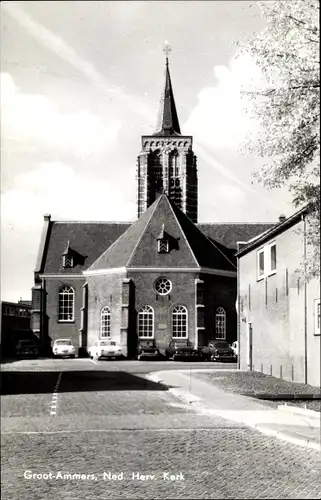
[170, 199, 237, 269]
[236, 205, 310, 256]
[52, 221, 134, 224]
[197, 222, 275, 226]
[166, 197, 199, 267]
[126, 195, 163, 267]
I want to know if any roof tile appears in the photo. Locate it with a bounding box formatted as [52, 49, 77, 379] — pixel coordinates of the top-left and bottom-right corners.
[40, 199, 274, 274]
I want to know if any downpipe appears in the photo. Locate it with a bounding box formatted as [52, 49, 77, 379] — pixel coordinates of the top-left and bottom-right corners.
[302, 214, 308, 385]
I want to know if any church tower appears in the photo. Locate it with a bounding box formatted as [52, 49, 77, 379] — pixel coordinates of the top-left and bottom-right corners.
[136, 45, 198, 222]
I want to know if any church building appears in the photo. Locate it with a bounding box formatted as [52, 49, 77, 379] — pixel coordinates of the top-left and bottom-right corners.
[31, 54, 273, 357]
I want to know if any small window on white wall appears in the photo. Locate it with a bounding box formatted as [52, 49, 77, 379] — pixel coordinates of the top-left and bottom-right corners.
[315, 299, 320, 335]
[257, 249, 265, 279]
[270, 243, 276, 272]
[257, 242, 277, 280]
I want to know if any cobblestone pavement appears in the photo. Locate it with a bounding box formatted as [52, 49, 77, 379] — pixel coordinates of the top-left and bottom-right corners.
[1, 359, 320, 499]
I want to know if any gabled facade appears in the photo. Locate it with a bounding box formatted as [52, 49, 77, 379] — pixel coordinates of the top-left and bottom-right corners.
[31, 54, 275, 357]
[236, 207, 320, 386]
[31, 200, 272, 357]
[83, 194, 237, 356]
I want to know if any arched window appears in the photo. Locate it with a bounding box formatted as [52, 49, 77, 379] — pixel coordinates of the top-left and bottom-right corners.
[150, 150, 163, 194]
[172, 305, 188, 338]
[215, 307, 226, 339]
[169, 152, 179, 178]
[58, 286, 74, 321]
[100, 306, 111, 338]
[138, 305, 154, 338]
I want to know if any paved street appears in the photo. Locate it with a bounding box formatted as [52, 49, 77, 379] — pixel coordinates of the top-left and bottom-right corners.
[1, 358, 320, 499]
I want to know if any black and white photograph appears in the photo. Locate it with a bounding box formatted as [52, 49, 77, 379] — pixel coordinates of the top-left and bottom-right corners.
[1, 1, 320, 499]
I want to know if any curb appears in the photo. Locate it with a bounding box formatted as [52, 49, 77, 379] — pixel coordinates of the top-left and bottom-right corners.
[146, 372, 321, 452]
[254, 423, 321, 452]
[277, 404, 320, 419]
[255, 393, 321, 400]
[146, 374, 202, 405]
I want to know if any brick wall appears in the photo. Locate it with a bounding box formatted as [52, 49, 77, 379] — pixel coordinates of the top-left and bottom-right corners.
[86, 272, 126, 351]
[84, 271, 237, 355]
[45, 278, 85, 351]
[127, 271, 198, 352]
[201, 274, 237, 346]
[238, 221, 320, 386]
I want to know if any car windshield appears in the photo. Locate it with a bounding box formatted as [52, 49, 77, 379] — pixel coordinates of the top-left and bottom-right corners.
[213, 342, 230, 348]
[100, 341, 116, 346]
[55, 340, 72, 345]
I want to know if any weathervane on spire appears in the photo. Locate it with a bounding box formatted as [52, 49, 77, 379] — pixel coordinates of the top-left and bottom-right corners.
[163, 41, 171, 64]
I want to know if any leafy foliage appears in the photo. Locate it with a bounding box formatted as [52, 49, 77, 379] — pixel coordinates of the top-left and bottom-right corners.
[238, 0, 320, 278]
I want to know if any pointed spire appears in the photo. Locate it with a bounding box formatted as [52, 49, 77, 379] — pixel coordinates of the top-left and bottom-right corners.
[155, 43, 181, 136]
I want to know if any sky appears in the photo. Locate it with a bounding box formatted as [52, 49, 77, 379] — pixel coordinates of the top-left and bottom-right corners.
[1, 0, 293, 302]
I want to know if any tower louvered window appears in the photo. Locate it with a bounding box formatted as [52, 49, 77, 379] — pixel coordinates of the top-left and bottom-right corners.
[169, 153, 179, 178]
[168, 152, 182, 208]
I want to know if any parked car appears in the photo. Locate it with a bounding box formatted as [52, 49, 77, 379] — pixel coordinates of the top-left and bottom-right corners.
[52, 338, 75, 358]
[165, 339, 200, 361]
[15, 339, 39, 358]
[137, 340, 160, 360]
[231, 341, 239, 359]
[88, 339, 123, 360]
[202, 340, 237, 362]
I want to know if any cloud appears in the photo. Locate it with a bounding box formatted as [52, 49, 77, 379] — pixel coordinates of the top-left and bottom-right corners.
[1, 161, 136, 229]
[1, 72, 121, 158]
[198, 181, 248, 222]
[1, 161, 136, 300]
[2, 2, 154, 124]
[183, 52, 263, 150]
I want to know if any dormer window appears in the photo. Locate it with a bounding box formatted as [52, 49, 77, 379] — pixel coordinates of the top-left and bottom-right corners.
[63, 255, 73, 268]
[158, 239, 169, 253]
[62, 241, 74, 268]
[157, 223, 170, 253]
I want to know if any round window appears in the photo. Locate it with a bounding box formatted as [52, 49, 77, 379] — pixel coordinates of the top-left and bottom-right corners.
[155, 277, 172, 296]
